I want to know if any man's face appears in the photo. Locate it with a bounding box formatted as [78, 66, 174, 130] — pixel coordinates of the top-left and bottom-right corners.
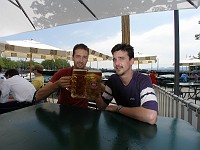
[112, 50, 134, 76]
[73, 49, 89, 69]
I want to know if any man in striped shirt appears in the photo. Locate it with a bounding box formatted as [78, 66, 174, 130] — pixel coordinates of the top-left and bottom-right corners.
[95, 44, 158, 125]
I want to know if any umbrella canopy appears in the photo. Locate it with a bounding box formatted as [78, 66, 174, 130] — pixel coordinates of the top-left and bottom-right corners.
[66, 49, 112, 62]
[134, 54, 157, 64]
[0, 40, 112, 62]
[0, 40, 67, 59]
[179, 57, 200, 66]
[133, 53, 157, 70]
[0, 0, 199, 37]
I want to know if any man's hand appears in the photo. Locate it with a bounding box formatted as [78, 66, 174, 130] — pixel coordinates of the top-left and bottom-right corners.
[57, 76, 72, 90]
[105, 104, 118, 112]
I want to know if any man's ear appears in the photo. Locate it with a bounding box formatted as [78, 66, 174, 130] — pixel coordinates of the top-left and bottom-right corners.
[130, 58, 134, 65]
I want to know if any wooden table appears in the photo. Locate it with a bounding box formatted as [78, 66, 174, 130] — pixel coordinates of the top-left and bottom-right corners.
[0, 103, 200, 150]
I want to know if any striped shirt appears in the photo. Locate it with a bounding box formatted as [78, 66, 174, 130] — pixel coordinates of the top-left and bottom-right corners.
[102, 71, 158, 111]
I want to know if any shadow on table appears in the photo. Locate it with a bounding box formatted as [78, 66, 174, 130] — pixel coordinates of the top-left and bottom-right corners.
[35, 105, 100, 149]
[101, 112, 157, 150]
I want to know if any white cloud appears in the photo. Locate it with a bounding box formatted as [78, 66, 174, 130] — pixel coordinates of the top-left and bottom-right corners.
[87, 13, 200, 69]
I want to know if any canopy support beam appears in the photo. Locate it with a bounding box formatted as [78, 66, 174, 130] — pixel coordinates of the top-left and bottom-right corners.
[8, 0, 36, 30]
[187, 0, 198, 8]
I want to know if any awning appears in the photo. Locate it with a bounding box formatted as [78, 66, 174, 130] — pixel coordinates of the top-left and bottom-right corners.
[66, 49, 112, 62]
[0, 0, 199, 37]
[0, 40, 66, 59]
[179, 58, 200, 66]
[0, 40, 112, 62]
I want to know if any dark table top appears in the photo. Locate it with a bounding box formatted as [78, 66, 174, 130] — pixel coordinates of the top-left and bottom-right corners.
[0, 103, 200, 150]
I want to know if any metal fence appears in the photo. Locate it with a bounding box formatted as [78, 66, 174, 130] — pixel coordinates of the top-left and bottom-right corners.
[154, 85, 200, 132]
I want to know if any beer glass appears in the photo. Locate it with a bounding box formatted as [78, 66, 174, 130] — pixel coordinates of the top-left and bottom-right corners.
[71, 69, 87, 98]
[85, 70, 102, 100]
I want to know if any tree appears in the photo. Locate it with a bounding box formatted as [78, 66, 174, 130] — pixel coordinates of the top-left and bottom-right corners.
[0, 57, 71, 71]
[41, 59, 70, 70]
[0, 57, 18, 69]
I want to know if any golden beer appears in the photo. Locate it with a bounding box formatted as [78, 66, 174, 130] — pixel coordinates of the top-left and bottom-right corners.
[71, 69, 87, 98]
[85, 70, 102, 100]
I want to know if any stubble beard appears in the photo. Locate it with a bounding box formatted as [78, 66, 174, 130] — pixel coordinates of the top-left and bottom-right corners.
[115, 66, 124, 76]
[76, 62, 85, 69]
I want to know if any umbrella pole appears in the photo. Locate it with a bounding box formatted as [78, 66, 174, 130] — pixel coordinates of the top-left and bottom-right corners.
[29, 53, 32, 81]
[121, 15, 130, 44]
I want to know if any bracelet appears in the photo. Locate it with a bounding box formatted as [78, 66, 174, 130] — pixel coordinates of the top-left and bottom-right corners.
[116, 105, 123, 113]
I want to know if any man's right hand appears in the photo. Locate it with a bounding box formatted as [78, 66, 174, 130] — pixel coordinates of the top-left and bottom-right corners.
[57, 76, 72, 90]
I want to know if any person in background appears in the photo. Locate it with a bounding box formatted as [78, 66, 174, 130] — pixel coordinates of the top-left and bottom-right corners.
[0, 69, 36, 113]
[149, 70, 158, 85]
[35, 44, 90, 108]
[95, 43, 158, 125]
[190, 72, 199, 82]
[180, 72, 188, 82]
[0, 65, 6, 85]
[32, 64, 44, 90]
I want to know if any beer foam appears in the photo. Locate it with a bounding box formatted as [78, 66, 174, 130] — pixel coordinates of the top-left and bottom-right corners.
[73, 69, 87, 72]
[87, 69, 102, 73]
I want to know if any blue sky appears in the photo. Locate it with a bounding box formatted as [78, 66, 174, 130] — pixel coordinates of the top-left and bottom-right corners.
[0, 8, 200, 70]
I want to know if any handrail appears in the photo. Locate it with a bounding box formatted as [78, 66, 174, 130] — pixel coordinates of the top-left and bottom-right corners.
[153, 84, 200, 132]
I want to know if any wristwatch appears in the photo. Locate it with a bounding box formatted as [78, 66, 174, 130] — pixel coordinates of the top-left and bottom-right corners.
[116, 105, 123, 113]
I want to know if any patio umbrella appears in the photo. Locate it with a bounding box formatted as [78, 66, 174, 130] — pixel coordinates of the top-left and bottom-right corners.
[0, 0, 199, 95]
[179, 57, 200, 74]
[179, 57, 200, 66]
[0, 0, 199, 37]
[0, 40, 112, 72]
[134, 53, 157, 70]
[65, 49, 112, 62]
[0, 40, 66, 58]
[0, 39, 67, 79]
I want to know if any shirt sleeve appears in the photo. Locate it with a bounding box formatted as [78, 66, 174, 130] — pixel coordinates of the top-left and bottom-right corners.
[0, 82, 10, 103]
[139, 75, 158, 112]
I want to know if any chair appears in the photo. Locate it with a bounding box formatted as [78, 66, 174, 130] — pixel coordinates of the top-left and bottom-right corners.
[0, 101, 33, 114]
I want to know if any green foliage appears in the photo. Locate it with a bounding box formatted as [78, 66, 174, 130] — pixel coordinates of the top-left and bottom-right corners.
[41, 59, 70, 70]
[0, 57, 18, 69]
[0, 57, 70, 71]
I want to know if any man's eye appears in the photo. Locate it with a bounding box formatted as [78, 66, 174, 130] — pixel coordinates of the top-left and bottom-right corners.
[83, 56, 88, 59]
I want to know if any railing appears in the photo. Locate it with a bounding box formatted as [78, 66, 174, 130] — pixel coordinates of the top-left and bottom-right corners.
[154, 84, 200, 132]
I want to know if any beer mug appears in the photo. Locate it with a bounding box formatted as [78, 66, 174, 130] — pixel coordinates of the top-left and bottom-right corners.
[85, 70, 102, 100]
[71, 69, 87, 98]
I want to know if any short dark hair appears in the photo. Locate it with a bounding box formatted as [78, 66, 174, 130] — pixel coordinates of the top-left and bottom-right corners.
[72, 43, 89, 57]
[5, 69, 19, 78]
[111, 43, 134, 59]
